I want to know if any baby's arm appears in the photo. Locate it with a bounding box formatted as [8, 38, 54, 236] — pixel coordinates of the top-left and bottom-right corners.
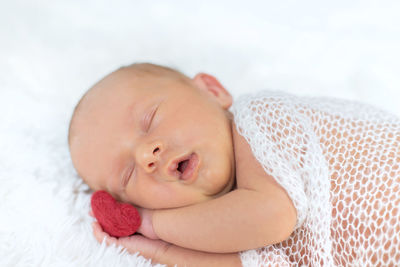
[152, 187, 295, 253]
[151, 125, 297, 253]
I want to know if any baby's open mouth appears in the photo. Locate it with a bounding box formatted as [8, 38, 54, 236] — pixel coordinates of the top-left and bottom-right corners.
[177, 159, 190, 173]
[169, 153, 199, 181]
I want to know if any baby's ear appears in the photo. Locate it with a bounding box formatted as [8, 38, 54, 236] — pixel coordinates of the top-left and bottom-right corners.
[192, 73, 232, 109]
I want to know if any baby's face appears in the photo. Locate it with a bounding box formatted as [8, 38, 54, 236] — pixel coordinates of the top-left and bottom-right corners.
[70, 69, 235, 209]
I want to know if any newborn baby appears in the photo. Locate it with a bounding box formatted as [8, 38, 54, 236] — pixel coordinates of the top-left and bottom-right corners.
[69, 63, 400, 266]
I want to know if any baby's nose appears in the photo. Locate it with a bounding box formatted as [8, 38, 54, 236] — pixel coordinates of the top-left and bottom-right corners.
[136, 142, 163, 173]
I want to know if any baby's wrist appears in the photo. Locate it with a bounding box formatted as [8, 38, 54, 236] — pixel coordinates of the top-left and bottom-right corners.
[141, 209, 159, 240]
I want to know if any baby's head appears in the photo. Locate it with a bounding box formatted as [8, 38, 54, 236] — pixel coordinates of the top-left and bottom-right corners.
[69, 63, 236, 209]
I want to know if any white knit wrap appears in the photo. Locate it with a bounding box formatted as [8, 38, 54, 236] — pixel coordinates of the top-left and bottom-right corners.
[232, 91, 400, 266]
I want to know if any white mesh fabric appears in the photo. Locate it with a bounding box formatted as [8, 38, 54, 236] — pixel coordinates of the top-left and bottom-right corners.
[231, 91, 400, 266]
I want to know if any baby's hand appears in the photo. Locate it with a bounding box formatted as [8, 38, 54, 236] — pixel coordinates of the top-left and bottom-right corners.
[136, 207, 159, 240]
[89, 205, 159, 240]
[92, 221, 171, 262]
[92, 217, 243, 266]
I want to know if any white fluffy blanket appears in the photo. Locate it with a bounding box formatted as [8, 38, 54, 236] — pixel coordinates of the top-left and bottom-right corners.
[1, 1, 400, 266]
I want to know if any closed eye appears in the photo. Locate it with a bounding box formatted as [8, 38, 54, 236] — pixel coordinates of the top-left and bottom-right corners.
[122, 164, 134, 188]
[143, 106, 158, 131]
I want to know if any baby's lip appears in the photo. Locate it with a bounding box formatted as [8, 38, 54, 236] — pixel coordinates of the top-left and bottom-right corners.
[167, 152, 199, 183]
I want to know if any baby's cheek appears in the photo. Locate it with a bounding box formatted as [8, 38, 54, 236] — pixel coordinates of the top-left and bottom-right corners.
[204, 164, 232, 196]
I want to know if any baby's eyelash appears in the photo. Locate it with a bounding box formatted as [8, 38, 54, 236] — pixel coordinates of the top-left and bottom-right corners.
[144, 106, 158, 131]
[122, 165, 134, 188]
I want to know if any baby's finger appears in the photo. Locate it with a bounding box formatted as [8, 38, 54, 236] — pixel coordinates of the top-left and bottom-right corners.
[92, 221, 105, 243]
[117, 234, 147, 251]
[117, 234, 171, 260]
[92, 221, 118, 246]
[89, 210, 94, 217]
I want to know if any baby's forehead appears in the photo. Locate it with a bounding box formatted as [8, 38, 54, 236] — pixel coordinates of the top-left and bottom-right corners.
[72, 67, 193, 134]
[90, 69, 182, 95]
[81, 72, 140, 109]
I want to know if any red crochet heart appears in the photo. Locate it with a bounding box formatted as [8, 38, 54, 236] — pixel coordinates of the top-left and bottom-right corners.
[91, 190, 141, 237]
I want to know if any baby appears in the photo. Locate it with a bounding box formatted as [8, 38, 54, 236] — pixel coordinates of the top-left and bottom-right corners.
[69, 63, 400, 267]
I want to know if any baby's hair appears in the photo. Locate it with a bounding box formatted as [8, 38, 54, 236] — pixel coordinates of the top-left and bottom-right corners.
[124, 63, 188, 80]
[68, 63, 189, 149]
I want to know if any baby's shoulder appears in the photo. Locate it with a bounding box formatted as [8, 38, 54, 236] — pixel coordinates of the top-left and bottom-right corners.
[232, 121, 297, 227]
[232, 90, 400, 125]
[231, 90, 307, 129]
[232, 122, 283, 192]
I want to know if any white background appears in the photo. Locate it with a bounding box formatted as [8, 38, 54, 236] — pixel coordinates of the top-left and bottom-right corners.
[2, 0, 400, 118]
